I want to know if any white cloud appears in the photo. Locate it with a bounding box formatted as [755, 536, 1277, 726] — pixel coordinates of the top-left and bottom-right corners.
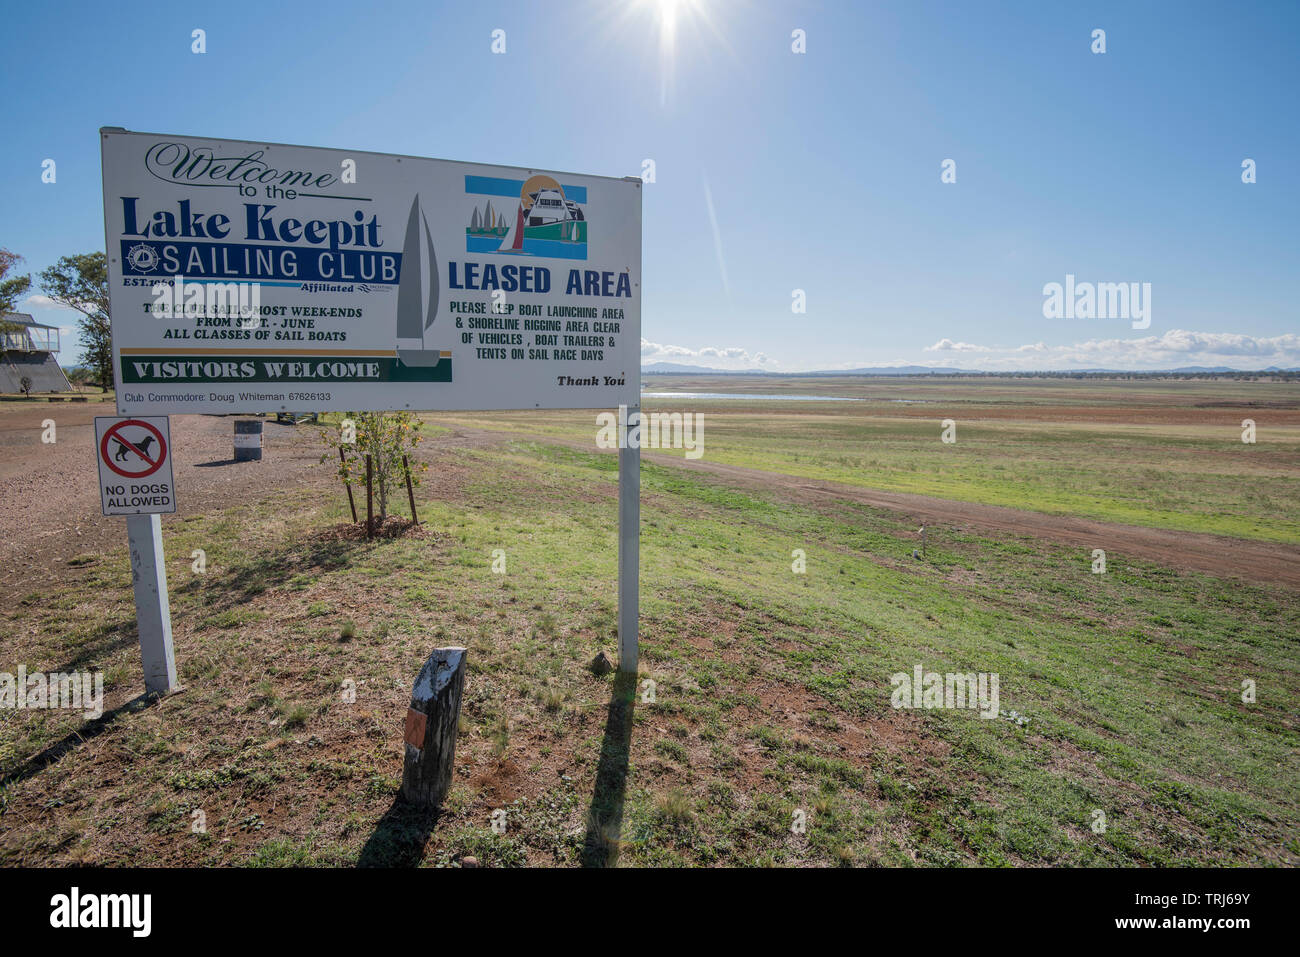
[19, 294, 67, 311]
[925, 338, 987, 353]
[641, 337, 777, 368]
[20, 294, 95, 317]
[920, 329, 1300, 370]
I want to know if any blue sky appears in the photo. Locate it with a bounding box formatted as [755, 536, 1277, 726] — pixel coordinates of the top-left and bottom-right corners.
[2, 0, 1297, 371]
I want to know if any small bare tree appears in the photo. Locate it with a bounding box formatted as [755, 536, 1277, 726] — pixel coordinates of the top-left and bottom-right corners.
[321, 412, 426, 526]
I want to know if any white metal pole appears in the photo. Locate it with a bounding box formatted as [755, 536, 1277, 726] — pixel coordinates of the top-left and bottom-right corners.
[617, 404, 640, 673]
[126, 513, 179, 694]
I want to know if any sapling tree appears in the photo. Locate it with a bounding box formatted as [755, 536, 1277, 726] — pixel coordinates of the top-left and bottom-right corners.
[321, 412, 426, 525]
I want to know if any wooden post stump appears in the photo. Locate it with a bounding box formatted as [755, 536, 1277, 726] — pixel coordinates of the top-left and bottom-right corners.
[339, 446, 357, 523]
[402, 454, 419, 526]
[365, 453, 374, 538]
[400, 647, 467, 810]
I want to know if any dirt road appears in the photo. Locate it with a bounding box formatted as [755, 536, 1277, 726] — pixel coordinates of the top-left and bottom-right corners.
[0, 405, 332, 599]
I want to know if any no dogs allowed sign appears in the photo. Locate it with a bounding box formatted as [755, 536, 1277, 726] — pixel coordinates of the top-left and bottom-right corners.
[95, 416, 176, 515]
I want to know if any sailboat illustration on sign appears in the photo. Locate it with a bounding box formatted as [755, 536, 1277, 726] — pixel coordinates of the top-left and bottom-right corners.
[463, 174, 587, 259]
[395, 195, 446, 368]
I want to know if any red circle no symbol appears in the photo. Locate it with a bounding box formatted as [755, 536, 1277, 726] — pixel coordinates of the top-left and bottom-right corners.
[101, 420, 167, 479]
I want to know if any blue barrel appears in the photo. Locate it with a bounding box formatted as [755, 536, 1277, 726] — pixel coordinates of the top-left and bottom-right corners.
[233, 419, 263, 461]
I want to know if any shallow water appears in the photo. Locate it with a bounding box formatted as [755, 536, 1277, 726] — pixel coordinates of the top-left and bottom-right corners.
[640, 391, 863, 402]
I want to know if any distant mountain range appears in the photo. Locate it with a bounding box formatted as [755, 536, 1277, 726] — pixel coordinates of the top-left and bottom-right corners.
[642, 362, 1300, 376]
[642, 362, 965, 375]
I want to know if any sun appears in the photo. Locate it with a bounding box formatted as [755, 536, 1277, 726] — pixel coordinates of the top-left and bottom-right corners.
[598, 0, 735, 109]
[643, 0, 699, 104]
[655, 0, 682, 30]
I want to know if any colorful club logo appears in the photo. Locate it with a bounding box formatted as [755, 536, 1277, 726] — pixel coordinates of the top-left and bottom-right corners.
[465, 174, 588, 260]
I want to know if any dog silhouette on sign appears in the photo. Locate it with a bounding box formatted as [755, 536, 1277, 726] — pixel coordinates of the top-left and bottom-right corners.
[113, 435, 156, 462]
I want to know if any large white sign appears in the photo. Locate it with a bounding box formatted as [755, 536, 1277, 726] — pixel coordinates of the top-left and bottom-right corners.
[100, 129, 642, 414]
[95, 415, 176, 515]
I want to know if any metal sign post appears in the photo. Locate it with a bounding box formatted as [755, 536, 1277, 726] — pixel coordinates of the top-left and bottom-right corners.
[126, 514, 179, 694]
[618, 405, 640, 674]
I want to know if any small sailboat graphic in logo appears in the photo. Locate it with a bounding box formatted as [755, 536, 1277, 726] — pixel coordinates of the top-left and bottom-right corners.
[395, 195, 444, 367]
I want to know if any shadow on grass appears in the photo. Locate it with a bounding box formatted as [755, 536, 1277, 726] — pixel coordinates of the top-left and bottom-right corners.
[581, 670, 637, 868]
[0, 692, 161, 788]
[171, 532, 359, 612]
[47, 618, 138, 676]
[357, 796, 440, 867]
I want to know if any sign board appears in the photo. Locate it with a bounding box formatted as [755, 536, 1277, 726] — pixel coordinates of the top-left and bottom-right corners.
[95, 415, 176, 515]
[100, 128, 642, 414]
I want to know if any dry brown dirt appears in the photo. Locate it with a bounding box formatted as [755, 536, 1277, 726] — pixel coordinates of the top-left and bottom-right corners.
[0, 406, 332, 600]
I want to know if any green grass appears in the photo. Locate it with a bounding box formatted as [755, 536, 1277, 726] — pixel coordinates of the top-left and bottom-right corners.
[401, 438, 1298, 865]
[426, 375, 1300, 543]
